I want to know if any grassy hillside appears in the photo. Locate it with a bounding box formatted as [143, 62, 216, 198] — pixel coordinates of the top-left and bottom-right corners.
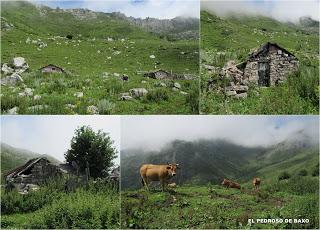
[1, 142, 60, 177]
[1, 1, 199, 114]
[122, 181, 319, 229]
[200, 11, 319, 114]
[121, 137, 318, 190]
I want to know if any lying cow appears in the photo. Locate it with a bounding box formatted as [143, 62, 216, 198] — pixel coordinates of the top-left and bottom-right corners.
[253, 177, 261, 190]
[140, 163, 179, 191]
[221, 178, 241, 189]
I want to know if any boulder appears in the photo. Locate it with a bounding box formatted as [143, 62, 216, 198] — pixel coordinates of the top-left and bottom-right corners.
[19, 87, 33, 97]
[226, 90, 237, 96]
[180, 91, 188, 95]
[129, 88, 148, 98]
[149, 55, 156, 59]
[234, 92, 247, 99]
[12, 57, 27, 69]
[74, 92, 83, 98]
[1, 63, 14, 75]
[173, 82, 181, 89]
[7, 107, 18, 115]
[33, 95, 41, 101]
[120, 95, 133, 101]
[1, 73, 23, 85]
[28, 105, 49, 112]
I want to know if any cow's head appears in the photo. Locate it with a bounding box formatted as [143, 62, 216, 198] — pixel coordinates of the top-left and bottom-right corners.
[221, 178, 228, 185]
[166, 163, 179, 177]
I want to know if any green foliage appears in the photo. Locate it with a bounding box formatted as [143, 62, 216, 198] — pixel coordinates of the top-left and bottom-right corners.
[297, 169, 308, 176]
[1, 180, 120, 229]
[267, 176, 319, 195]
[312, 164, 319, 176]
[146, 88, 169, 102]
[122, 184, 319, 229]
[65, 126, 117, 178]
[281, 195, 319, 229]
[278, 171, 291, 181]
[1, 178, 66, 215]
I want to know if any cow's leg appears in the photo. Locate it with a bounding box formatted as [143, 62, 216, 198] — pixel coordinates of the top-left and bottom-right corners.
[161, 179, 166, 192]
[142, 176, 149, 191]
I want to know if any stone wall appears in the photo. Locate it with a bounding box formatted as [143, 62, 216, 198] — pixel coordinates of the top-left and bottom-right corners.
[12, 159, 61, 185]
[244, 49, 299, 86]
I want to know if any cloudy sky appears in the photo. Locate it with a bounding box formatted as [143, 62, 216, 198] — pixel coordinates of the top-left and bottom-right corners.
[121, 116, 319, 150]
[201, 0, 319, 22]
[31, 0, 200, 19]
[1, 116, 121, 164]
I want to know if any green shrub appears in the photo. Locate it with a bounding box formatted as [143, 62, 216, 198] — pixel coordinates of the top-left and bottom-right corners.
[278, 171, 291, 181]
[97, 99, 115, 114]
[29, 189, 119, 229]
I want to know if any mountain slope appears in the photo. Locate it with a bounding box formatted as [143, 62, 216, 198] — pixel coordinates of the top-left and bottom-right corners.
[200, 10, 319, 114]
[121, 135, 319, 189]
[1, 1, 199, 115]
[1, 142, 61, 176]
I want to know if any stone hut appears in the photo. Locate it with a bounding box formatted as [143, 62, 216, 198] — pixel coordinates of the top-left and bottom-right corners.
[144, 70, 174, 80]
[238, 42, 299, 86]
[39, 64, 65, 73]
[4, 157, 62, 185]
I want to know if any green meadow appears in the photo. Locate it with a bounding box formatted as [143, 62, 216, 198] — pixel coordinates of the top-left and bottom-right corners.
[1, 1, 199, 114]
[200, 11, 319, 114]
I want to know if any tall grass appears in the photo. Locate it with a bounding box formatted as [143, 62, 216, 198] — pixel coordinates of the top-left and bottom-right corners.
[1, 178, 120, 229]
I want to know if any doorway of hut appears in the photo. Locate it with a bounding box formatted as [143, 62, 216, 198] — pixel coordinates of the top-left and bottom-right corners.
[258, 61, 270, 87]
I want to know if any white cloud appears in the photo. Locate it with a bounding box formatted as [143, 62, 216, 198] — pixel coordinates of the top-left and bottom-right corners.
[1, 116, 121, 165]
[201, 0, 320, 22]
[31, 0, 200, 19]
[121, 115, 319, 150]
[80, 0, 200, 19]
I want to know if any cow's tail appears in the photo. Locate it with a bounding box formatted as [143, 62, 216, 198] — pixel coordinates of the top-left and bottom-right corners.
[141, 177, 145, 186]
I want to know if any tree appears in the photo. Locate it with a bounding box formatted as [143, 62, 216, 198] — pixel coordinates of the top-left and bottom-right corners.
[65, 126, 117, 178]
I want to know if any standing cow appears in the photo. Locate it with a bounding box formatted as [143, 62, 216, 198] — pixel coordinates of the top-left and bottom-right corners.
[140, 163, 179, 191]
[253, 177, 261, 190]
[221, 178, 241, 189]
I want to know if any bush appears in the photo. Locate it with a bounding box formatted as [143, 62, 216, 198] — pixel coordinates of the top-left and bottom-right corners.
[29, 189, 119, 229]
[97, 99, 115, 115]
[146, 89, 169, 102]
[1, 178, 66, 214]
[297, 169, 308, 176]
[278, 171, 291, 181]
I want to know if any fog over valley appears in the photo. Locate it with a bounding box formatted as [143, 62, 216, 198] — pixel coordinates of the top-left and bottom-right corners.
[121, 116, 319, 152]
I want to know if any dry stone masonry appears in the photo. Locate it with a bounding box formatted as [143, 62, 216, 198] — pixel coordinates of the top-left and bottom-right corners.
[206, 42, 299, 99]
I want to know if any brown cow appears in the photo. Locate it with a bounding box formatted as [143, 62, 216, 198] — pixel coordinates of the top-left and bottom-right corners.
[253, 177, 261, 190]
[221, 178, 241, 189]
[140, 163, 179, 191]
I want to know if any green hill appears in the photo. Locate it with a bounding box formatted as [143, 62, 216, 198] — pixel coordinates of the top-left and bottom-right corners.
[121, 133, 319, 189]
[200, 11, 319, 114]
[1, 142, 61, 177]
[1, 1, 199, 114]
[121, 134, 319, 229]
